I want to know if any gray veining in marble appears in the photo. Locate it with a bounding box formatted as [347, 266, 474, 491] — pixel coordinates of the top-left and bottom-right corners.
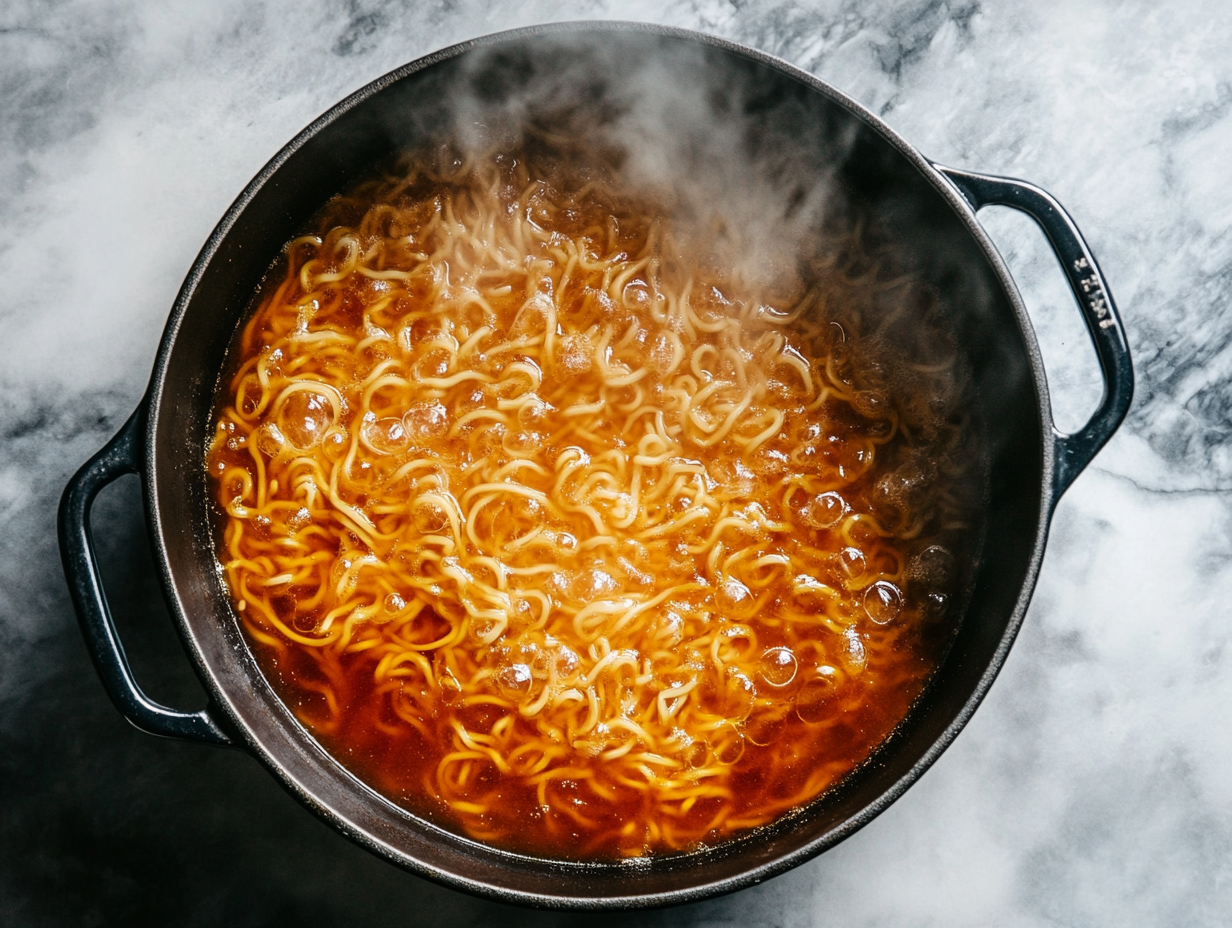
[3, 1, 1231, 925]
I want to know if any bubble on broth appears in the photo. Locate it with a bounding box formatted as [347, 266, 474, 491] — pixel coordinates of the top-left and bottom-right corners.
[496, 662, 534, 698]
[798, 491, 846, 529]
[863, 580, 902, 625]
[758, 647, 798, 687]
[795, 667, 841, 723]
[404, 401, 449, 441]
[363, 416, 411, 454]
[278, 391, 334, 449]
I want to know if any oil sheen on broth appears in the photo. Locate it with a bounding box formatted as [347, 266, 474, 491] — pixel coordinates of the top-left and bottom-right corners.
[207, 143, 977, 860]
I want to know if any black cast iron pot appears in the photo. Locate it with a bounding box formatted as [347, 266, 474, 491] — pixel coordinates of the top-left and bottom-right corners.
[58, 22, 1132, 909]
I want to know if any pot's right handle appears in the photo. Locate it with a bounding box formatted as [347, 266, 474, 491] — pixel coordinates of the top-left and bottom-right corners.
[933, 165, 1134, 501]
[58, 406, 233, 747]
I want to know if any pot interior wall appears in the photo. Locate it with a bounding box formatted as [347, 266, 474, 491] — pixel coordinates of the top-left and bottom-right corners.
[148, 27, 1042, 903]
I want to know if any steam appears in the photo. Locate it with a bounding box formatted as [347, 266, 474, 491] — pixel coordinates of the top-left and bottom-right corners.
[428, 31, 861, 295]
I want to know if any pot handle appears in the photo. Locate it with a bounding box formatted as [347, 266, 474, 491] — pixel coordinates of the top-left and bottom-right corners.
[933, 165, 1133, 500]
[58, 406, 233, 747]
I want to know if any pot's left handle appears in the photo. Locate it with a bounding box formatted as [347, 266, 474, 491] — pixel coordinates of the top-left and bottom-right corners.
[58, 407, 233, 747]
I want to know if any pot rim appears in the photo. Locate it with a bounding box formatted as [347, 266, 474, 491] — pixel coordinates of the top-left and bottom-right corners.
[140, 20, 1055, 909]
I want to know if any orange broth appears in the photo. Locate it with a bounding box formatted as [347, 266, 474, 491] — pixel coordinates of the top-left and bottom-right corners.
[207, 147, 976, 859]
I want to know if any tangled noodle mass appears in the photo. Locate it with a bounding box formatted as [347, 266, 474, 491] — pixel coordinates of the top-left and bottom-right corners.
[207, 145, 975, 858]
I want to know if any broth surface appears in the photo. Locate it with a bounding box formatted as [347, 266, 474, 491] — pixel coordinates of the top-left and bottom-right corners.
[207, 146, 977, 859]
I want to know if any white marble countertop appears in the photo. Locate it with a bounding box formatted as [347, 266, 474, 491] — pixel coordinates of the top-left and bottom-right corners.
[3, 1, 1229, 924]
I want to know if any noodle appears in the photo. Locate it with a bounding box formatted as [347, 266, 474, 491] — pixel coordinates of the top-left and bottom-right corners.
[207, 142, 977, 859]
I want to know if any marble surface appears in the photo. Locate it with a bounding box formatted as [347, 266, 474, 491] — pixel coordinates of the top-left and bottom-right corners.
[2, 1, 1230, 924]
